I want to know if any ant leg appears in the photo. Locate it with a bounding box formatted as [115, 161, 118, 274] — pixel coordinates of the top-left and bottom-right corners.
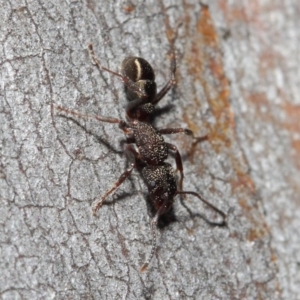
[56, 105, 134, 136]
[152, 50, 176, 105]
[159, 127, 194, 137]
[93, 163, 135, 215]
[55, 105, 125, 125]
[176, 191, 227, 226]
[159, 127, 208, 159]
[88, 44, 124, 80]
[93, 144, 141, 215]
[88, 44, 147, 97]
[158, 127, 208, 143]
[165, 143, 184, 191]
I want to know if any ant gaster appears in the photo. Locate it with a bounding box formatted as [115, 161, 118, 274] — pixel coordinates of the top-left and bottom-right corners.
[56, 44, 227, 272]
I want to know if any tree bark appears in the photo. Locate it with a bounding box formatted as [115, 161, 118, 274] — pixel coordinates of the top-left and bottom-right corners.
[1, 0, 299, 299]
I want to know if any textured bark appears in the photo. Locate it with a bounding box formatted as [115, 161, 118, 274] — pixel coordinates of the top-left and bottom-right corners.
[1, 0, 299, 299]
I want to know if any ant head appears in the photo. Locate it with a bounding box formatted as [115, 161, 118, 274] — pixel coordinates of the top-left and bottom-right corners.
[142, 164, 177, 215]
[122, 57, 157, 103]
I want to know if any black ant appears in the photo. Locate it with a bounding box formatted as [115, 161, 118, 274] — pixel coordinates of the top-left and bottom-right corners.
[56, 44, 227, 272]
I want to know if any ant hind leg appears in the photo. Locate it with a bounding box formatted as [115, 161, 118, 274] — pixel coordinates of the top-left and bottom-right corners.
[152, 49, 177, 105]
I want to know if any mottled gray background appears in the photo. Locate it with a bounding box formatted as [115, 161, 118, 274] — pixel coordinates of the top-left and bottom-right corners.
[1, 0, 299, 299]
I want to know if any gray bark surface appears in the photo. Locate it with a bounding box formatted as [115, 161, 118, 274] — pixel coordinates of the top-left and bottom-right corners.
[1, 0, 299, 299]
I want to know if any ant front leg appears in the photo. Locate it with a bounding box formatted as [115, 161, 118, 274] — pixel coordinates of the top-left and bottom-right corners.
[93, 162, 135, 215]
[158, 128, 207, 190]
[93, 144, 141, 215]
[165, 143, 184, 191]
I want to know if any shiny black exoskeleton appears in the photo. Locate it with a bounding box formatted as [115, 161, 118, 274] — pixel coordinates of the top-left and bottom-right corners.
[56, 44, 227, 272]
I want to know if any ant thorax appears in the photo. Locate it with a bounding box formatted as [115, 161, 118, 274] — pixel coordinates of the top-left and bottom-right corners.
[130, 120, 168, 165]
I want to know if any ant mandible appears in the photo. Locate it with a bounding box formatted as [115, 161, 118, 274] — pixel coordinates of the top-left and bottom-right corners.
[56, 44, 227, 272]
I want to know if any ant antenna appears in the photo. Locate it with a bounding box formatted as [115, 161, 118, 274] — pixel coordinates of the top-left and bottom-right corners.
[140, 212, 159, 272]
[177, 191, 227, 226]
[140, 190, 226, 272]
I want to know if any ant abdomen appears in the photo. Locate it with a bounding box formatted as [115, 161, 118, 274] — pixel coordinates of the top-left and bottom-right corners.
[122, 57, 157, 102]
[122, 57, 155, 81]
